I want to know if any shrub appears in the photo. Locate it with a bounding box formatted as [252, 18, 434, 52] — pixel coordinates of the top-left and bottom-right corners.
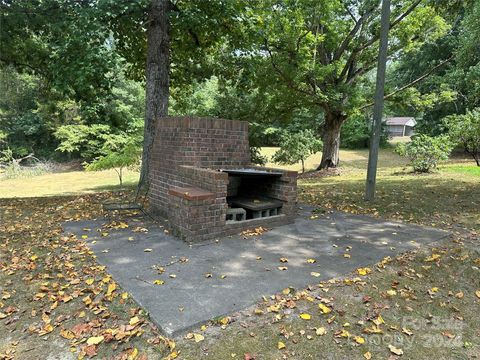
[395, 134, 452, 172]
[444, 108, 480, 166]
[272, 130, 322, 173]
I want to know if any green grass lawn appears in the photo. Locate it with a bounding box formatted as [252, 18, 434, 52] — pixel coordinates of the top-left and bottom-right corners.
[0, 169, 139, 198]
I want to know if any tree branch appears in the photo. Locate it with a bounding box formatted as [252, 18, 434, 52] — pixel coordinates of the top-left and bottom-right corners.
[359, 56, 453, 110]
[339, 0, 423, 81]
[333, 6, 376, 61]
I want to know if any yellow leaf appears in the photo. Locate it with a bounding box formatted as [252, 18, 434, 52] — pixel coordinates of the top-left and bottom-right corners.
[277, 341, 286, 349]
[306, 258, 316, 263]
[279, 257, 288, 263]
[357, 267, 372, 276]
[430, 287, 439, 293]
[86, 336, 104, 345]
[343, 253, 351, 258]
[310, 272, 321, 277]
[475, 290, 480, 299]
[30, 255, 38, 261]
[386, 289, 397, 296]
[316, 327, 326, 336]
[318, 303, 331, 314]
[0, 312, 7, 319]
[372, 315, 385, 326]
[282, 288, 291, 295]
[121, 292, 129, 300]
[299, 313, 311, 320]
[129, 316, 140, 326]
[364, 351, 372, 360]
[60, 329, 75, 340]
[278, 266, 288, 271]
[85, 278, 94, 285]
[219, 317, 230, 325]
[153, 280, 165, 285]
[425, 254, 441, 262]
[193, 333, 204, 343]
[106, 282, 116, 296]
[388, 344, 403, 355]
[254, 309, 264, 315]
[354, 336, 365, 344]
[128, 347, 138, 360]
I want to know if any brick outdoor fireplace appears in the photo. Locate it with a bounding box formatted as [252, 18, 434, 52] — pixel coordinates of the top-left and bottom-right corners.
[148, 117, 297, 242]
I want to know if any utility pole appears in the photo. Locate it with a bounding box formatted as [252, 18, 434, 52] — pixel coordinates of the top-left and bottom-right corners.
[365, 0, 391, 201]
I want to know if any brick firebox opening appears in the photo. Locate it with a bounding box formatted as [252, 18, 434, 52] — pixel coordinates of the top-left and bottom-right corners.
[149, 117, 297, 242]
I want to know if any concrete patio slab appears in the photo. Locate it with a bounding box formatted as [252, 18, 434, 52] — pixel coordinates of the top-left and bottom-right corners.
[63, 205, 448, 336]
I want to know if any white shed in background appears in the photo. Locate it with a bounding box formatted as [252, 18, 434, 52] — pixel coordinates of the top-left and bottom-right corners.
[384, 117, 416, 137]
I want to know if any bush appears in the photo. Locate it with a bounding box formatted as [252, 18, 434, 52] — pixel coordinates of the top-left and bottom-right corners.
[444, 108, 480, 166]
[395, 134, 452, 172]
[272, 130, 322, 173]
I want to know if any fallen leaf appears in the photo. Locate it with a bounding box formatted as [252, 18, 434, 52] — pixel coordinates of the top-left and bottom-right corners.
[153, 280, 165, 285]
[318, 303, 331, 314]
[425, 254, 441, 262]
[144, 248, 153, 252]
[310, 272, 321, 277]
[364, 351, 372, 360]
[86, 336, 104, 346]
[129, 316, 140, 326]
[299, 313, 311, 320]
[316, 327, 326, 336]
[388, 344, 403, 356]
[354, 336, 365, 344]
[357, 267, 372, 276]
[193, 333, 204, 343]
[306, 258, 316, 263]
[277, 341, 286, 349]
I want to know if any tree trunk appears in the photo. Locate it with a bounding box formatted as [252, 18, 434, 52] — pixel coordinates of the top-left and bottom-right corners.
[137, 0, 170, 196]
[317, 111, 346, 170]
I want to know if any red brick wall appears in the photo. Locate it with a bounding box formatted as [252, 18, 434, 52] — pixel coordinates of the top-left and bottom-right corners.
[149, 117, 250, 215]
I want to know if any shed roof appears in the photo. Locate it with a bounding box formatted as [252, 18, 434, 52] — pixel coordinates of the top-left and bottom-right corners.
[385, 117, 416, 127]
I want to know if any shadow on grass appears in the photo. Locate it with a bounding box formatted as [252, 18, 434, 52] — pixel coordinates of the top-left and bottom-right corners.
[84, 182, 138, 193]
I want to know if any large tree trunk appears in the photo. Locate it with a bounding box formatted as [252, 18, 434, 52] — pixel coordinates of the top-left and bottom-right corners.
[317, 111, 346, 170]
[137, 0, 170, 196]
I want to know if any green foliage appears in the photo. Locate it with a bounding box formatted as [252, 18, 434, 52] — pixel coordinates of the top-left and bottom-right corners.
[272, 130, 322, 173]
[444, 108, 480, 166]
[395, 134, 452, 172]
[388, 1, 479, 136]
[85, 141, 141, 186]
[55, 124, 115, 160]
